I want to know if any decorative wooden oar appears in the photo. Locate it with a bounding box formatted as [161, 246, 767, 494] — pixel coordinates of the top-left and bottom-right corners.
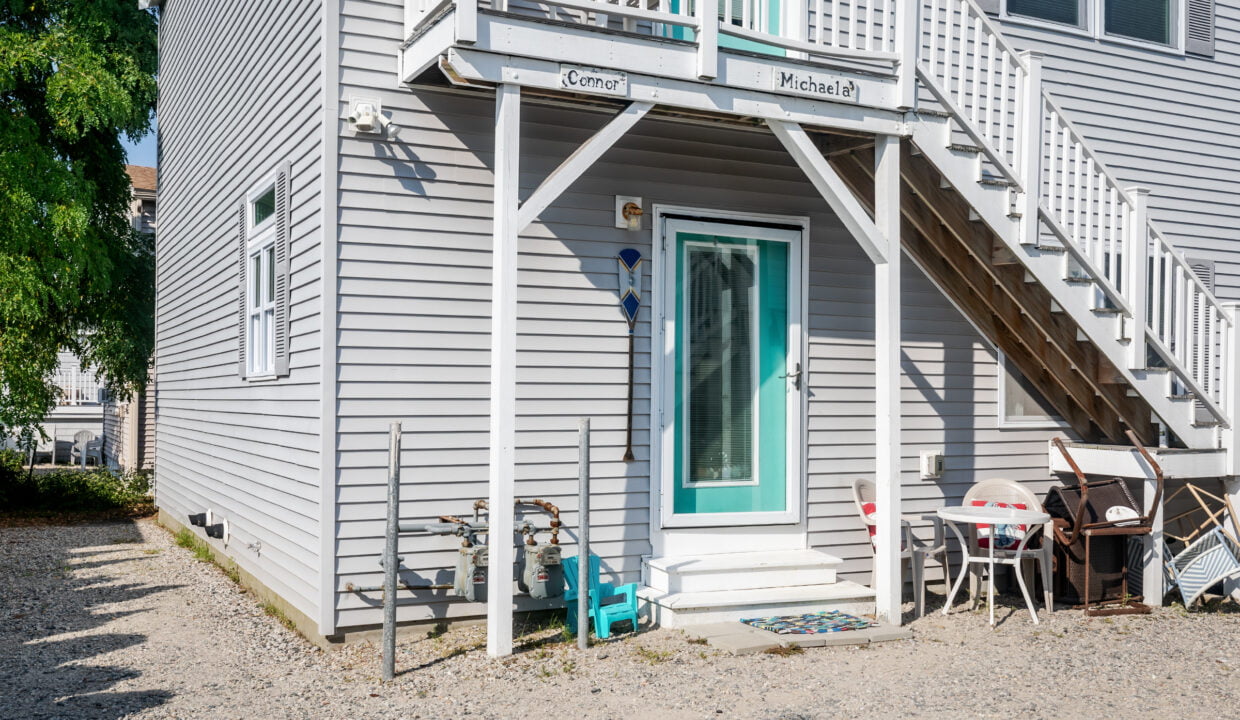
[617, 249, 642, 462]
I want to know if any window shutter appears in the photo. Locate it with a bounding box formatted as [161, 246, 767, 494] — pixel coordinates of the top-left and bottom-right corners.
[273, 162, 292, 377]
[1186, 257, 1215, 418]
[1186, 0, 1215, 57]
[237, 202, 248, 378]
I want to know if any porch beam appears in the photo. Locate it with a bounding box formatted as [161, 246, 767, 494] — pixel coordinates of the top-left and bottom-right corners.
[873, 134, 903, 625]
[766, 119, 889, 265]
[487, 83, 520, 659]
[516, 101, 654, 231]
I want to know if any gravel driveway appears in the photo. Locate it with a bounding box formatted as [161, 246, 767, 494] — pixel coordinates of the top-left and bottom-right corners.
[3, 517, 1239, 719]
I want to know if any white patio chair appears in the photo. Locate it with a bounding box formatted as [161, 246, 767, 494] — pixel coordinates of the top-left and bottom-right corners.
[71, 430, 102, 467]
[961, 478, 1054, 611]
[852, 478, 951, 617]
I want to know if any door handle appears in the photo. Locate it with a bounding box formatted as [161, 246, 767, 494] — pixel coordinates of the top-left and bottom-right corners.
[780, 362, 802, 391]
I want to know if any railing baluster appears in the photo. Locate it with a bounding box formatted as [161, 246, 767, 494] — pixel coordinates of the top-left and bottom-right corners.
[832, 0, 840, 47]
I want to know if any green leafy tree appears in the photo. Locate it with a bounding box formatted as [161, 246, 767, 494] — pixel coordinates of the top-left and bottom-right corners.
[0, 1, 157, 442]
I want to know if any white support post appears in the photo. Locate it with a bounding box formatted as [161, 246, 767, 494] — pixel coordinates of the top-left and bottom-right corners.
[895, 0, 918, 110]
[456, 0, 478, 44]
[1138, 450, 1166, 605]
[695, 2, 717, 80]
[1017, 50, 1043, 246]
[1127, 187, 1150, 371]
[487, 83, 520, 659]
[1222, 303, 1240, 539]
[873, 134, 903, 625]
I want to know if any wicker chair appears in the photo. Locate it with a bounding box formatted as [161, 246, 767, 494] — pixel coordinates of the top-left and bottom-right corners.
[851, 478, 951, 617]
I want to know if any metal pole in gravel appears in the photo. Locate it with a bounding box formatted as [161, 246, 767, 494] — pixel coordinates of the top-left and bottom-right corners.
[382, 422, 402, 681]
[578, 418, 590, 651]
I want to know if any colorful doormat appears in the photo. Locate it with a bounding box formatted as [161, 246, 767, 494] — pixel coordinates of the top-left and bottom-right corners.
[740, 610, 875, 634]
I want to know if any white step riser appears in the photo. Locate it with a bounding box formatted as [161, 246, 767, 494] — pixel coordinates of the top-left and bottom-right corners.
[911, 120, 1213, 448]
[647, 565, 838, 594]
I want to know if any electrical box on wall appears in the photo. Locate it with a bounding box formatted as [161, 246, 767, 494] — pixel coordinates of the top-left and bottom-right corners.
[920, 450, 945, 480]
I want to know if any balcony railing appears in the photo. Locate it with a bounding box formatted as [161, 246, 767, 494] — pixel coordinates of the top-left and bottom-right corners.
[54, 366, 105, 406]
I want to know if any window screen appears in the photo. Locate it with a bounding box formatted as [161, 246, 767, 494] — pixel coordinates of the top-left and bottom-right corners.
[1008, 0, 1081, 26]
[1105, 0, 1171, 44]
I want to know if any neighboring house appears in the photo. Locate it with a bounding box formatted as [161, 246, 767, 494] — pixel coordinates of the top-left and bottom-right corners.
[154, 0, 1240, 649]
[37, 351, 107, 463]
[103, 165, 159, 472]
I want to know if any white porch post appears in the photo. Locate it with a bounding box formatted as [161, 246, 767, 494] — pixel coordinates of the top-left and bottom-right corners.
[873, 134, 903, 625]
[1223, 303, 1240, 544]
[487, 82, 520, 658]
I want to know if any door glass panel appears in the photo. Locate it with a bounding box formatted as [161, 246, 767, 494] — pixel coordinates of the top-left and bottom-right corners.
[686, 243, 756, 483]
[672, 230, 790, 517]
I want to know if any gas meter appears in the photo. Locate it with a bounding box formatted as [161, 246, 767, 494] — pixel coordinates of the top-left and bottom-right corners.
[454, 545, 488, 603]
[518, 543, 563, 600]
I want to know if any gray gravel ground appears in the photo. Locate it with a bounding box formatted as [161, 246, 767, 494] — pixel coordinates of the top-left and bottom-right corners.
[3, 517, 1239, 720]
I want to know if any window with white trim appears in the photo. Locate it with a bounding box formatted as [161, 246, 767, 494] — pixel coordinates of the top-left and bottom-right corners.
[998, 353, 1066, 429]
[245, 184, 277, 377]
[1001, 0, 1209, 52]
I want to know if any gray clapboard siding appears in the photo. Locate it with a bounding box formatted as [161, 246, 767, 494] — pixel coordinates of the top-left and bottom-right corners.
[331, 0, 1071, 628]
[156, 0, 325, 625]
[990, 5, 1240, 299]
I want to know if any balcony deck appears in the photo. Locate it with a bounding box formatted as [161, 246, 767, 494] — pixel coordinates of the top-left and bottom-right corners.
[400, 1, 914, 135]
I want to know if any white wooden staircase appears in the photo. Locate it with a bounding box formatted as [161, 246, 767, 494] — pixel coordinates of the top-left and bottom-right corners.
[899, 1, 1234, 450]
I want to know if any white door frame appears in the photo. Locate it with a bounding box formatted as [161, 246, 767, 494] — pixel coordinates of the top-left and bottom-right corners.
[650, 206, 810, 544]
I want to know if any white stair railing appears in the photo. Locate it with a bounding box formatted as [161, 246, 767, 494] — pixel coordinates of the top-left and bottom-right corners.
[919, 0, 1028, 185]
[914, 0, 1233, 430]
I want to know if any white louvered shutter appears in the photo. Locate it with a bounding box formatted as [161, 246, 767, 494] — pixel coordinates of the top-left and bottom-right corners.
[1187, 257, 1215, 420]
[237, 202, 248, 378]
[274, 162, 292, 377]
[1186, 0, 1216, 57]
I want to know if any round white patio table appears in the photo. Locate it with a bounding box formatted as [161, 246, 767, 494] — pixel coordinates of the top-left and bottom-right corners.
[937, 505, 1051, 627]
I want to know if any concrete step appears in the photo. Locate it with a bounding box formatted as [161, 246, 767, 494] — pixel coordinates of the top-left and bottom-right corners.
[645, 549, 841, 594]
[639, 580, 875, 628]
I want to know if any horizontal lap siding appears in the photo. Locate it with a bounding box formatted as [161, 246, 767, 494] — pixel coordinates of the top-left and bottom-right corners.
[334, 0, 1069, 629]
[993, 9, 1240, 298]
[156, 0, 324, 621]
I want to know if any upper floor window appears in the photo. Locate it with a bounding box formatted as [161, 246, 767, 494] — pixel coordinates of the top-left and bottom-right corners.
[1008, 0, 1084, 29]
[1003, 0, 1196, 52]
[1105, 0, 1171, 44]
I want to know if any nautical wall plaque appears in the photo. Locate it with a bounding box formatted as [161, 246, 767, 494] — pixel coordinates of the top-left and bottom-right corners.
[559, 65, 629, 97]
[771, 70, 860, 103]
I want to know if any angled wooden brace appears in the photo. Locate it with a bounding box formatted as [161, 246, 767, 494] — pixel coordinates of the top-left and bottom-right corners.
[766, 119, 890, 265]
[517, 101, 655, 231]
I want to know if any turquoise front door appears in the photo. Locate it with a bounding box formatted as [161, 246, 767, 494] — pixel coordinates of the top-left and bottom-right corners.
[661, 219, 802, 526]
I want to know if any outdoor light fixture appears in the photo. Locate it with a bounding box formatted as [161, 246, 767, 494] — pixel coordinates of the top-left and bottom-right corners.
[346, 97, 389, 135]
[615, 196, 644, 231]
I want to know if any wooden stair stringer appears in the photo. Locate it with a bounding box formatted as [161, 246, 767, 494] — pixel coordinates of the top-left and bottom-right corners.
[829, 152, 1118, 442]
[828, 143, 1155, 446]
[906, 119, 1211, 445]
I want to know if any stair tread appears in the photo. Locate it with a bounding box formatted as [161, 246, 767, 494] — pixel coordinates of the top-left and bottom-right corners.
[949, 143, 982, 153]
[647, 549, 842, 575]
[643, 581, 874, 610]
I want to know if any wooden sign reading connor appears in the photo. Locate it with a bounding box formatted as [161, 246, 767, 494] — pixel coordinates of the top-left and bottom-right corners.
[772, 70, 860, 103]
[559, 65, 629, 97]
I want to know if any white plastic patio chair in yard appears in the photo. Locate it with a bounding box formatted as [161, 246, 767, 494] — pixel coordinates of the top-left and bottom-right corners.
[71, 430, 102, 468]
[961, 478, 1054, 612]
[852, 478, 951, 617]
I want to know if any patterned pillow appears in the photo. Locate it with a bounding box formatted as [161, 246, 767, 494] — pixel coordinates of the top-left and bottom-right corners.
[970, 500, 1027, 550]
[860, 502, 906, 551]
